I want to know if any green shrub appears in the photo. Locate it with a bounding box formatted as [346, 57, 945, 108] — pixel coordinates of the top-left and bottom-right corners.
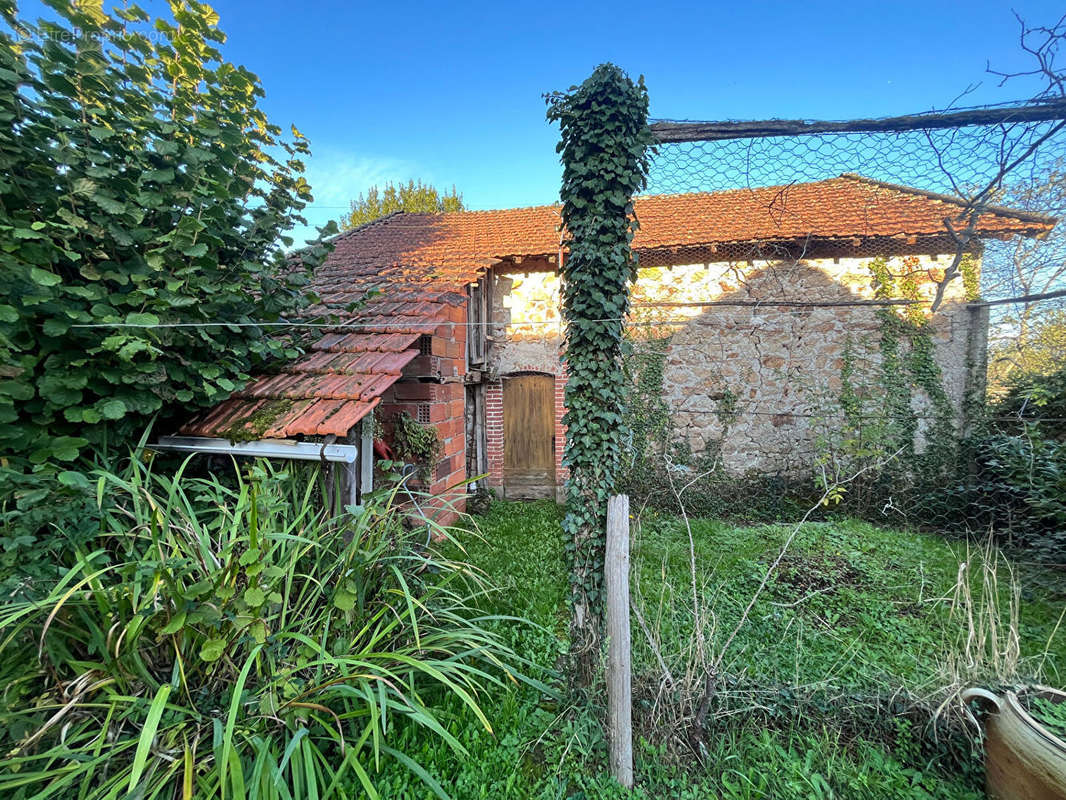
[974, 428, 1066, 558]
[949, 368, 1066, 561]
[0, 0, 332, 472]
[0, 462, 101, 599]
[0, 455, 533, 799]
[994, 366, 1066, 440]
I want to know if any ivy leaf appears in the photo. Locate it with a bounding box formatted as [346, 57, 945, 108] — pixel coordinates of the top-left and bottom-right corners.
[98, 399, 127, 420]
[29, 268, 61, 287]
[57, 470, 90, 489]
[199, 638, 226, 663]
[333, 590, 356, 612]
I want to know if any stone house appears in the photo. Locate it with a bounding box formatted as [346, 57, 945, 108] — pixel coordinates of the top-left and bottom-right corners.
[176, 175, 1055, 518]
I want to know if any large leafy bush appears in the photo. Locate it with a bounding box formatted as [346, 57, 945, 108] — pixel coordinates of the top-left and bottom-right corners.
[968, 367, 1066, 559]
[0, 0, 330, 469]
[0, 456, 529, 799]
[993, 364, 1066, 441]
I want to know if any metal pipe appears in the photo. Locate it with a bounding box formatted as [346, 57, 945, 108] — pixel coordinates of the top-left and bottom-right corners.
[152, 435, 359, 464]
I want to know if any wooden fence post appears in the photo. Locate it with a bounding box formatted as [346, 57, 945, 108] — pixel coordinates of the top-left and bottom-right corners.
[606, 494, 633, 789]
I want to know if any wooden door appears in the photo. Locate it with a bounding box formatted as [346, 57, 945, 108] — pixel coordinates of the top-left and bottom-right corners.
[503, 374, 555, 499]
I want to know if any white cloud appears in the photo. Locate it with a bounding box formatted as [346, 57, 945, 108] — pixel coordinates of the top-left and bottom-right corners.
[288, 149, 418, 246]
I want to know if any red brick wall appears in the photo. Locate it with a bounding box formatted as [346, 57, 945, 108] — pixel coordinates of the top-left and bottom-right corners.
[376, 309, 468, 526]
[553, 370, 569, 485]
[485, 381, 504, 488]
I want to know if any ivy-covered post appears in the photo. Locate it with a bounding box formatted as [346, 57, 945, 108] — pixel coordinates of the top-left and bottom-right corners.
[547, 65, 652, 686]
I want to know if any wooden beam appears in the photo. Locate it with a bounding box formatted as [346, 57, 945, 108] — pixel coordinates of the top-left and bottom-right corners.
[343, 461, 358, 511]
[605, 495, 633, 790]
[651, 99, 1066, 143]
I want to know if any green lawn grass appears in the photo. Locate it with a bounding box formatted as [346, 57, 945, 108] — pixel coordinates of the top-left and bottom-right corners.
[631, 512, 1066, 693]
[376, 501, 1066, 799]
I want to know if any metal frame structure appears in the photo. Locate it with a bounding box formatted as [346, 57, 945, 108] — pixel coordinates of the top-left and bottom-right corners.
[153, 416, 376, 509]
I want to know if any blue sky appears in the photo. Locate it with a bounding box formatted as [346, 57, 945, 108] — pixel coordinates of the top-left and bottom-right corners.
[20, 0, 1066, 242]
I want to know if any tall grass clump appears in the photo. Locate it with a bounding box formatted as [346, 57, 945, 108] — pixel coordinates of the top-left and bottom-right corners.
[0, 454, 529, 799]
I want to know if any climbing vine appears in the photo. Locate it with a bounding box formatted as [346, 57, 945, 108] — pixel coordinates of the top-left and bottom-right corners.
[546, 64, 652, 686]
[391, 412, 441, 483]
[621, 335, 673, 475]
[864, 258, 958, 476]
[960, 253, 981, 302]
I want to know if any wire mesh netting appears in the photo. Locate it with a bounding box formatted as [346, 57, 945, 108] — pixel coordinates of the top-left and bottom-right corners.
[618, 99, 1066, 555]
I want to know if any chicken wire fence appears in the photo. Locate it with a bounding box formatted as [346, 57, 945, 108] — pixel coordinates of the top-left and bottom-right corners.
[619, 99, 1066, 556]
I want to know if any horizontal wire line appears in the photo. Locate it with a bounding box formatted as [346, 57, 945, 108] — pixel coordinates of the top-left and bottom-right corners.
[60, 288, 1062, 331]
[661, 407, 1066, 422]
[61, 314, 899, 330]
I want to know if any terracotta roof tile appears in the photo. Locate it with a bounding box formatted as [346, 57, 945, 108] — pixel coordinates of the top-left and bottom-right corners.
[270, 399, 341, 437]
[179, 332, 421, 439]
[312, 332, 420, 353]
[313, 399, 381, 437]
[310, 174, 1056, 307]
[181, 176, 1055, 442]
[260, 399, 318, 439]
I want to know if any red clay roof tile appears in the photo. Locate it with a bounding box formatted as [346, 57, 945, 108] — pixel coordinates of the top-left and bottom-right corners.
[314, 399, 380, 437]
[181, 176, 1055, 441]
[309, 174, 1055, 307]
[269, 399, 340, 438]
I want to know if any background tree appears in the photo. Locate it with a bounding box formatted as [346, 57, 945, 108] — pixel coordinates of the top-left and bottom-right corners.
[983, 164, 1066, 389]
[342, 179, 463, 229]
[0, 0, 332, 536]
[989, 309, 1066, 389]
[980, 15, 1066, 391]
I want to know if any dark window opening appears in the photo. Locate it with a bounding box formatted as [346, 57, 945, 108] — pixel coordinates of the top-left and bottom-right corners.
[468, 278, 487, 366]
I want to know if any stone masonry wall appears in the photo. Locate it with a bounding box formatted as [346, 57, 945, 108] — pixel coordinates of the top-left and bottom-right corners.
[488, 254, 980, 477]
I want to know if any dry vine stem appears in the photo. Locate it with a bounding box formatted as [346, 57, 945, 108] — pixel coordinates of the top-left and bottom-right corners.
[650, 448, 905, 750]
